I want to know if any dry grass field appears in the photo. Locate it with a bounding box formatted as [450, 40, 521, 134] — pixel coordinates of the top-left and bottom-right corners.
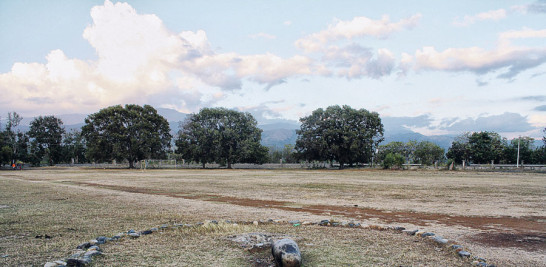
[0, 168, 544, 266]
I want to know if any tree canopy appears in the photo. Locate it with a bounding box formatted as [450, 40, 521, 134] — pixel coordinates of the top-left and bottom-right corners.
[28, 115, 65, 166]
[295, 105, 384, 169]
[176, 107, 268, 168]
[379, 140, 443, 165]
[82, 104, 172, 168]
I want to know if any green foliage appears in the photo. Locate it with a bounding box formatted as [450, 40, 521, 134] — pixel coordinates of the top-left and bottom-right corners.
[61, 129, 87, 163]
[382, 153, 405, 169]
[378, 140, 443, 166]
[0, 145, 12, 165]
[28, 115, 65, 166]
[176, 107, 268, 168]
[1, 112, 27, 165]
[268, 144, 297, 163]
[295, 105, 384, 169]
[414, 141, 444, 165]
[446, 133, 471, 164]
[468, 131, 503, 164]
[82, 104, 172, 168]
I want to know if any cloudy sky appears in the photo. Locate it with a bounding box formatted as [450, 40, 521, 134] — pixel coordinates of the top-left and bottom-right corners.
[1, 0, 545, 138]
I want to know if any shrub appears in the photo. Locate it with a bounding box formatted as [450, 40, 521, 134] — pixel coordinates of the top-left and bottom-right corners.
[382, 153, 405, 169]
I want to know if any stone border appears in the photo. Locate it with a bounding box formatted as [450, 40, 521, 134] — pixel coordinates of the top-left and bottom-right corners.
[43, 219, 495, 267]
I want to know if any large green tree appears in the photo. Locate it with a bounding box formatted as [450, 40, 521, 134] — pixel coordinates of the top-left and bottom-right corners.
[176, 107, 268, 169]
[446, 133, 471, 164]
[61, 129, 87, 164]
[295, 105, 384, 169]
[414, 141, 444, 165]
[28, 115, 65, 166]
[82, 104, 172, 168]
[468, 131, 504, 164]
[1, 112, 24, 165]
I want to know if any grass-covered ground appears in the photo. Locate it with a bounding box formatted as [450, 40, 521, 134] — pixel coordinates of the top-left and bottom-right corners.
[0, 168, 544, 266]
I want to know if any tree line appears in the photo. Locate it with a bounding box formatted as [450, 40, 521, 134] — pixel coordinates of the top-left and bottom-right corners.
[446, 131, 546, 165]
[1, 104, 545, 168]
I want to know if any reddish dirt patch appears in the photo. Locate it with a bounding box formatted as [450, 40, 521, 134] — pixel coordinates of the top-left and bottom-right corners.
[72, 181, 546, 252]
[74, 182, 546, 231]
[470, 232, 546, 253]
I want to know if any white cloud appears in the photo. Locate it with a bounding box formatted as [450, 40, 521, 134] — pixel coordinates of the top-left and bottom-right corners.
[413, 28, 546, 78]
[295, 14, 422, 52]
[453, 9, 507, 26]
[0, 0, 319, 115]
[323, 44, 396, 79]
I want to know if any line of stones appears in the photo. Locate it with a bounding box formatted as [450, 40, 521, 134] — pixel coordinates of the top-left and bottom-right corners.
[44, 219, 495, 267]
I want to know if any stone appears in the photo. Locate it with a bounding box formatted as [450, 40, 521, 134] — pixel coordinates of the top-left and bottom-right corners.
[88, 245, 100, 251]
[458, 251, 471, 258]
[44, 262, 58, 267]
[393, 226, 406, 231]
[432, 236, 448, 244]
[54, 260, 67, 265]
[272, 239, 302, 267]
[140, 230, 153, 235]
[451, 245, 463, 250]
[127, 229, 136, 234]
[319, 219, 329, 226]
[403, 229, 418, 235]
[253, 221, 259, 226]
[88, 239, 98, 245]
[129, 233, 140, 238]
[160, 224, 168, 229]
[288, 220, 300, 225]
[150, 227, 159, 232]
[421, 232, 435, 237]
[66, 258, 88, 267]
[96, 236, 108, 244]
[84, 250, 102, 257]
[68, 250, 84, 259]
[76, 242, 91, 250]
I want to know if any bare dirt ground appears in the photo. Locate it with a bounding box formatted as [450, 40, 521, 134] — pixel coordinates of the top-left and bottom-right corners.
[0, 168, 544, 266]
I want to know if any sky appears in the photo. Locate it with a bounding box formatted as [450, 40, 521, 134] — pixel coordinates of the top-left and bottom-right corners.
[0, 0, 545, 139]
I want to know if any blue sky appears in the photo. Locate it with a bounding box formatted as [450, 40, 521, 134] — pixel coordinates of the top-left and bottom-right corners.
[0, 0, 545, 139]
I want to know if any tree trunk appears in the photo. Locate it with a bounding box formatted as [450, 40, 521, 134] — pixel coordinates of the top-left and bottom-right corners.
[339, 162, 344, 170]
[129, 160, 134, 169]
[202, 162, 206, 169]
[227, 160, 232, 169]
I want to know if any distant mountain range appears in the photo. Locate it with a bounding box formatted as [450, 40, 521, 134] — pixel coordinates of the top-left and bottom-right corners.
[16, 107, 541, 150]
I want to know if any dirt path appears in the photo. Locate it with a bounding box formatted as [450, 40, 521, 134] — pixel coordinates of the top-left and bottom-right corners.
[70, 181, 546, 253]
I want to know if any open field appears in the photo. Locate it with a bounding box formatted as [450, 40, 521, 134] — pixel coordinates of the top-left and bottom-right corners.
[0, 168, 545, 266]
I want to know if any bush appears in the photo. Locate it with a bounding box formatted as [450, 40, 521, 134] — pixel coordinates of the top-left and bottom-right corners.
[382, 153, 405, 169]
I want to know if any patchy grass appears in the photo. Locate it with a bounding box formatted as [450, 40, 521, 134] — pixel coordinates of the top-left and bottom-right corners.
[92, 223, 467, 267]
[1, 168, 545, 266]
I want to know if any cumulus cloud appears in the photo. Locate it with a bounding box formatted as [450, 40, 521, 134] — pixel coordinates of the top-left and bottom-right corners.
[292, 15, 420, 79]
[413, 28, 546, 79]
[321, 44, 396, 79]
[295, 14, 421, 52]
[452, 9, 507, 26]
[0, 0, 318, 115]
